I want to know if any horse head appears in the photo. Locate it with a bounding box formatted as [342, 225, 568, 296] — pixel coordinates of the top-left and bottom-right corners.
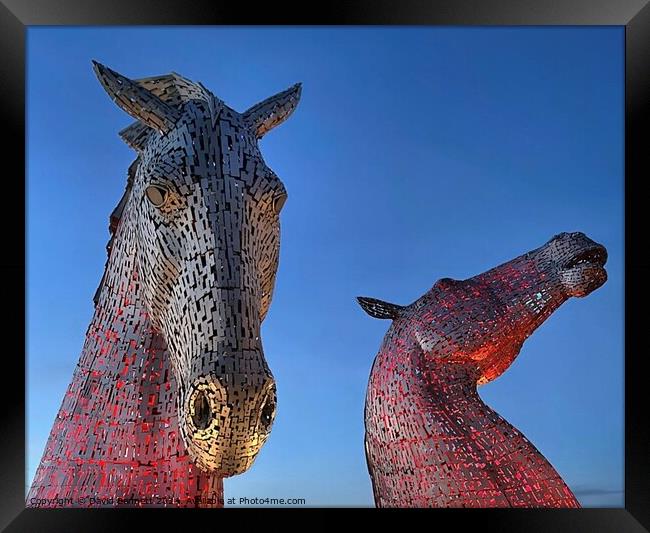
[358, 232, 607, 386]
[93, 62, 301, 476]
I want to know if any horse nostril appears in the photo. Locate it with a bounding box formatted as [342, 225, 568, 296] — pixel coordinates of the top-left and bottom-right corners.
[259, 388, 276, 432]
[191, 390, 212, 430]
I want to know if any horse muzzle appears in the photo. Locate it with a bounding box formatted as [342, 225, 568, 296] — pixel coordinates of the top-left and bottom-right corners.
[179, 370, 277, 476]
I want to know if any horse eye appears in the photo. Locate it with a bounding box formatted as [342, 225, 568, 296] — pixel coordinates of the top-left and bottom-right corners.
[273, 193, 287, 214]
[145, 185, 169, 207]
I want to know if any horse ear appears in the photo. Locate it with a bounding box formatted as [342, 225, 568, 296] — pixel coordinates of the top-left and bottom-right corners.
[356, 297, 404, 320]
[242, 83, 302, 139]
[92, 61, 181, 134]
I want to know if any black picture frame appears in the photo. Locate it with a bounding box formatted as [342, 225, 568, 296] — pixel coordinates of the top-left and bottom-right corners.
[2, 0, 648, 530]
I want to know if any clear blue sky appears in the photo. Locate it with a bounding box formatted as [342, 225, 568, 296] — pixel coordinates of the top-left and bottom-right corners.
[27, 27, 623, 507]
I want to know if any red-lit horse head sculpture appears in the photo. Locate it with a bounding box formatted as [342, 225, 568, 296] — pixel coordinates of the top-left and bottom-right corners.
[358, 232, 607, 507]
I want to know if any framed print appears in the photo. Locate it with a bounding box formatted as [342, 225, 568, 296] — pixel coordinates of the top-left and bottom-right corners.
[1, 1, 648, 530]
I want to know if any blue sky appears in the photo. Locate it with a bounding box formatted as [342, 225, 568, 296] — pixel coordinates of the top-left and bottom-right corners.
[27, 27, 623, 507]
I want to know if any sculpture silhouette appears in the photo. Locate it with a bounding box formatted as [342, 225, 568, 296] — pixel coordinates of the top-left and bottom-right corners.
[27, 63, 301, 507]
[358, 232, 607, 507]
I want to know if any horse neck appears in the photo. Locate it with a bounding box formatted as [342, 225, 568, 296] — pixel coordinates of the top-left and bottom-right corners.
[72, 214, 157, 417]
[367, 337, 579, 508]
[28, 217, 224, 507]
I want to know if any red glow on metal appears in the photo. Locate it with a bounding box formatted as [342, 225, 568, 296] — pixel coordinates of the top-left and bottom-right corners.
[361, 233, 607, 507]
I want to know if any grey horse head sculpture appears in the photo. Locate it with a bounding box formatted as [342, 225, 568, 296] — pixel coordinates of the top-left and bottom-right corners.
[92, 62, 301, 476]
